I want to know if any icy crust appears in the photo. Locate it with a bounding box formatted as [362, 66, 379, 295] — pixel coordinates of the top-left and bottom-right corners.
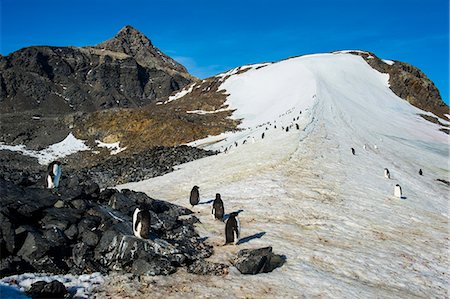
[0, 133, 90, 165]
[118, 53, 448, 298]
[0, 272, 104, 299]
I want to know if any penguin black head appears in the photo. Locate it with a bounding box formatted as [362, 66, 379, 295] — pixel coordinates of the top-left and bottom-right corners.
[193, 185, 199, 190]
[229, 212, 238, 218]
[216, 193, 221, 200]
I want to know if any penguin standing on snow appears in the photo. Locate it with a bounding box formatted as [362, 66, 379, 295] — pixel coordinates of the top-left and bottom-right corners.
[351, 148, 356, 155]
[394, 184, 402, 198]
[212, 193, 224, 221]
[384, 168, 390, 179]
[133, 204, 151, 239]
[225, 212, 240, 245]
[419, 169, 423, 176]
[296, 123, 300, 130]
[190, 186, 200, 208]
[46, 161, 62, 189]
[261, 132, 265, 139]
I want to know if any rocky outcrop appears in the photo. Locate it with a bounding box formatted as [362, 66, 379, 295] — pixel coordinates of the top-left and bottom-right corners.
[232, 247, 285, 275]
[0, 145, 216, 189]
[346, 51, 448, 121]
[26, 280, 68, 299]
[0, 176, 217, 278]
[0, 26, 192, 115]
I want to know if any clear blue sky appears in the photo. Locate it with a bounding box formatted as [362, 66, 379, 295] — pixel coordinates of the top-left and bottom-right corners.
[1, 0, 448, 104]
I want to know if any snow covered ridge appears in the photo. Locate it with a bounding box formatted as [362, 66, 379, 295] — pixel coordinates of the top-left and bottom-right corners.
[119, 52, 448, 298]
[0, 133, 90, 165]
[0, 272, 104, 299]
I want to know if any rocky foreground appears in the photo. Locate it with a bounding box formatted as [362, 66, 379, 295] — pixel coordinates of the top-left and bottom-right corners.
[0, 175, 229, 278]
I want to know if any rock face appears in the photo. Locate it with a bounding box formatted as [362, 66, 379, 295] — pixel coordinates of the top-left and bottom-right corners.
[232, 247, 285, 275]
[0, 25, 192, 115]
[0, 175, 216, 278]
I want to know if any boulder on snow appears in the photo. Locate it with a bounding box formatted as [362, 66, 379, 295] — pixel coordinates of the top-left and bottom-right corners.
[26, 280, 68, 298]
[232, 247, 286, 275]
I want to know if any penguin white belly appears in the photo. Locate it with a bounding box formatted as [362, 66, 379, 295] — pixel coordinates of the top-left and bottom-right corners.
[47, 175, 54, 189]
[135, 223, 142, 239]
[394, 186, 402, 198]
[132, 208, 141, 238]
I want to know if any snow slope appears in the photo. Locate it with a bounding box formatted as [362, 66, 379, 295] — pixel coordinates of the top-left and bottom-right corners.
[117, 53, 448, 298]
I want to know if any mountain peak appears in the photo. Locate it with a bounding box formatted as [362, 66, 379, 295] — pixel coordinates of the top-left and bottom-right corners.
[95, 26, 190, 75]
[114, 25, 153, 47]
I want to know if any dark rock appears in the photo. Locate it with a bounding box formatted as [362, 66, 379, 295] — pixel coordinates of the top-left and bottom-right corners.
[16, 231, 51, 264]
[63, 224, 78, 240]
[0, 212, 16, 255]
[40, 208, 83, 231]
[232, 247, 286, 275]
[131, 258, 176, 276]
[0, 256, 33, 278]
[187, 260, 228, 276]
[27, 280, 68, 298]
[70, 198, 87, 210]
[43, 227, 67, 247]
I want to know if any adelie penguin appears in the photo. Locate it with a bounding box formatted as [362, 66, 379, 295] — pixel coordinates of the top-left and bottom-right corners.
[384, 168, 390, 179]
[225, 212, 240, 245]
[212, 193, 224, 221]
[419, 169, 423, 176]
[190, 185, 200, 208]
[133, 204, 151, 239]
[351, 148, 355, 155]
[394, 184, 402, 198]
[46, 161, 62, 189]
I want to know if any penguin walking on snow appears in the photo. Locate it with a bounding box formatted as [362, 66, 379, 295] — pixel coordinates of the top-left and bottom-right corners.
[46, 161, 62, 189]
[419, 169, 423, 176]
[133, 204, 151, 239]
[384, 168, 390, 179]
[190, 186, 200, 208]
[212, 193, 224, 221]
[351, 148, 356, 155]
[225, 212, 240, 245]
[394, 184, 402, 198]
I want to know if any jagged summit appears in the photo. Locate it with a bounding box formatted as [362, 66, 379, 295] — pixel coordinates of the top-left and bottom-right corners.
[95, 25, 189, 74]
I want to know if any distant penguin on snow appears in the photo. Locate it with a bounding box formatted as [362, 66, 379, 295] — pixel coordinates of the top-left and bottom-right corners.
[46, 161, 62, 189]
[261, 132, 265, 139]
[225, 212, 240, 245]
[394, 184, 402, 198]
[384, 168, 390, 179]
[133, 204, 151, 239]
[212, 193, 224, 221]
[419, 169, 423, 176]
[351, 148, 355, 155]
[190, 185, 200, 207]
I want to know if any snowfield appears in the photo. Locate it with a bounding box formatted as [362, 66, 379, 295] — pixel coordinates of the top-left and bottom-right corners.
[0, 133, 90, 165]
[117, 53, 449, 298]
